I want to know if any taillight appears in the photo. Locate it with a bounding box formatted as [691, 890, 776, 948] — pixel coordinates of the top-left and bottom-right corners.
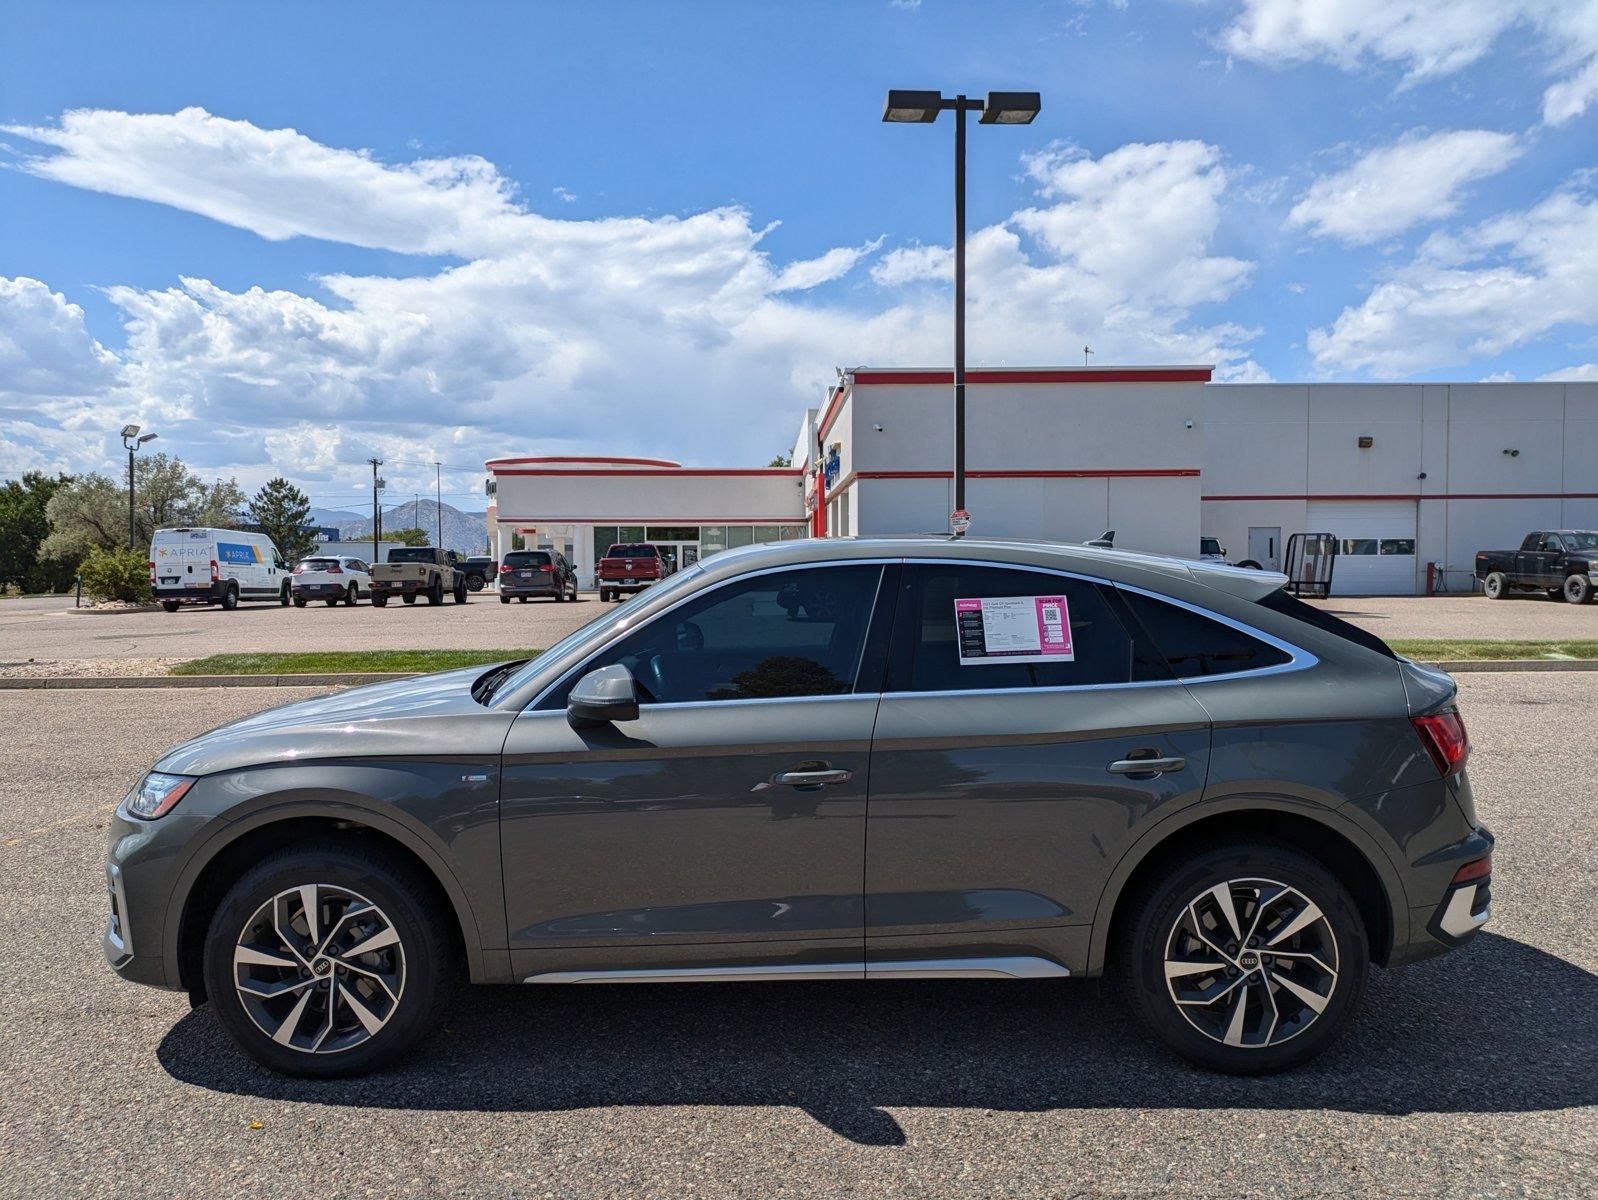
[210, 558, 220, 581]
[538, 564, 552, 573]
[1451, 855, 1491, 885]
[148, 560, 156, 585]
[1413, 711, 1470, 778]
[499, 564, 511, 573]
[292, 565, 304, 574]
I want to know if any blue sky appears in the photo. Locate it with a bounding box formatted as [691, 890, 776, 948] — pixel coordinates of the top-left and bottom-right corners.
[3, 0, 1596, 504]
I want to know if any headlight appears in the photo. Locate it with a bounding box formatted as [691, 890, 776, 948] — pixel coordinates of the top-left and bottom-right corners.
[123, 772, 196, 820]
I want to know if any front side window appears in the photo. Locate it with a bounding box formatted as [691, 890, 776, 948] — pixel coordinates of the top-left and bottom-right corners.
[889, 565, 1134, 693]
[557, 564, 883, 706]
[1119, 591, 1292, 678]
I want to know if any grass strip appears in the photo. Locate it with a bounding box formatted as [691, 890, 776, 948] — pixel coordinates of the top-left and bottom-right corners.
[1387, 639, 1598, 661]
[170, 649, 542, 676]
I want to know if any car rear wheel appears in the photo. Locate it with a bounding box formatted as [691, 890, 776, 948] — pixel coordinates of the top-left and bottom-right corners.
[161, 600, 180, 613]
[402, 593, 416, 605]
[280, 583, 291, 606]
[499, 594, 510, 604]
[599, 588, 611, 603]
[220, 584, 239, 611]
[292, 595, 307, 608]
[202, 842, 454, 1078]
[1483, 571, 1508, 600]
[324, 596, 338, 606]
[1564, 574, 1594, 604]
[466, 575, 484, 592]
[453, 579, 468, 604]
[1115, 840, 1367, 1075]
[372, 594, 388, 607]
[428, 578, 444, 606]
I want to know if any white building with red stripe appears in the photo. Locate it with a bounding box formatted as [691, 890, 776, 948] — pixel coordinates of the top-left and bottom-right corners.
[484, 368, 1598, 595]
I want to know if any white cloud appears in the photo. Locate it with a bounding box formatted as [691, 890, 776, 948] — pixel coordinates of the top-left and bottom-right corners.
[1539, 362, 1598, 380]
[1288, 128, 1523, 245]
[1308, 178, 1598, 375]
[4, 111, 1267, 494]
[1219, 1, 1598, 123]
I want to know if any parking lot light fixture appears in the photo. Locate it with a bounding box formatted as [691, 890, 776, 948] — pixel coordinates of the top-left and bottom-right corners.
[120, 426, 158, 549]
[881, 85, 1041, 535]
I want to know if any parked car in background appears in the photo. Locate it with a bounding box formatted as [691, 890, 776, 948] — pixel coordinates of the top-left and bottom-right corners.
[1476, 530, 1598, 603]
[151, 527, 288, 612]
[498, 549, 579, 603]
[596, 542, 667, 602]
[461, 556, 497, 592]
[369, 547, 468, 607]
[106, 536, 1491, 1079]
[1199, 537, 1230, 564]
[291, 555, 371, 607]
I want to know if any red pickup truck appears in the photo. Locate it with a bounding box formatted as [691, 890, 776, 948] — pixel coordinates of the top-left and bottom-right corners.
[596, 543, 668, 602]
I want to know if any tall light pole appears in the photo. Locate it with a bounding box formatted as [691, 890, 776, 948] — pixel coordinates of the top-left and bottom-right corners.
[883, 89, 1041, 535]
[434, 461, 443, 550]
[119, 424, 158, 548]
[368, 457, 384, 564]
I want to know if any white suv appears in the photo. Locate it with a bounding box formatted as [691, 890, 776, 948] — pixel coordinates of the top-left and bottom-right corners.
[290, 555, 371, 607]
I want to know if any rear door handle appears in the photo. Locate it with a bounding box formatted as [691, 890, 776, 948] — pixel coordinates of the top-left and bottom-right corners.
[1107, 756, 1187, 777]
[772, 768, 853, 788]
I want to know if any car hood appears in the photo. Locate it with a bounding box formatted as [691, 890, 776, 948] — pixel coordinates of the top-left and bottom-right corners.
[154, 666, 517, 777]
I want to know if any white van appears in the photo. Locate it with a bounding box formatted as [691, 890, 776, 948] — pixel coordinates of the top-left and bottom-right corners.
[150, 527, 289, 612]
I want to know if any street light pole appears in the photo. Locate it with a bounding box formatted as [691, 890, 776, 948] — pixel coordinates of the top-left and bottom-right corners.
[368, 457, 383, 565]
[119, 425, 158, 549]
[883, 89, 1040, 535]
[434, 461, 443, 550]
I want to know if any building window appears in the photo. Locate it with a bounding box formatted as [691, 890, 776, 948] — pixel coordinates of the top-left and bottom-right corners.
[1340, 539, 1379, 556]
[700, 526, 728, 558]
[779, 525, 805, 540]
[618, 525, 647, 544]
[726, 526, 754, 549]
[593, 526, 619, 563]
[646, 526, 700, 543]
[1379, 539, 1415, 556]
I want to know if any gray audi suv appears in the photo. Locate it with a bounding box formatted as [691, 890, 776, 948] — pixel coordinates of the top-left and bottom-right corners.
[105, 536, 1492, 1076]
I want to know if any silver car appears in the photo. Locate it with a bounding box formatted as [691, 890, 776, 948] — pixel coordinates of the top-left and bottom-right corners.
[105, 536, 1492, 1077]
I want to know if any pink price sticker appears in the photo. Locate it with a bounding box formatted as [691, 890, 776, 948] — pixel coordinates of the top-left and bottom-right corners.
[954, 594, 1075, 665]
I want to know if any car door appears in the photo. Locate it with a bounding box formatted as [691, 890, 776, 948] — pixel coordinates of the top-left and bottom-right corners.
[863, 562, 1212, 974]
[498, 561, 895, 981]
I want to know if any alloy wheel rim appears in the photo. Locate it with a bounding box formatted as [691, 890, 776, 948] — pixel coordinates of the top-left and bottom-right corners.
[1163, 877, 1338, 1049]
[232, 884, 406, 1055]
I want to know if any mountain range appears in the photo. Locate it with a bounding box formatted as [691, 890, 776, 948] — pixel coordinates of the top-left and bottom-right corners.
[332, 499, 489, 555]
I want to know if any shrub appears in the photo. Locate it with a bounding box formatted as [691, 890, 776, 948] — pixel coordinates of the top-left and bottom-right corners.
[79, 545, 152, 603]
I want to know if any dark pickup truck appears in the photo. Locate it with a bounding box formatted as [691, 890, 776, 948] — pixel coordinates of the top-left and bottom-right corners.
[1476, 530, 1598, 604]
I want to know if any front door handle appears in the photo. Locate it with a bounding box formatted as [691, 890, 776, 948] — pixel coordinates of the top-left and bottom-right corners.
[772, 768, 853, 789]
[1107, 756, 1187, 778]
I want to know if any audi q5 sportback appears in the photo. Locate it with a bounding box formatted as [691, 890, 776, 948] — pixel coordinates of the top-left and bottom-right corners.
[105, 537, 1492, 1076]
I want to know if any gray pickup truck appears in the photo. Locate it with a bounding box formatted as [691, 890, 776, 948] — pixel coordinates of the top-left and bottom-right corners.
[369, 546, 469, 607]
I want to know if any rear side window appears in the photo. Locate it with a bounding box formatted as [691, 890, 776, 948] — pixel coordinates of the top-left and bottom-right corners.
[1119, 591, 1292, 678]
[505, 551, 552, 567]
[607, 544, 657, 558]
[388, 548, 436, 563]
[888, 565, 1134, 692]
[300, 558, 338, 570]
[1255, 587, 1396, 660]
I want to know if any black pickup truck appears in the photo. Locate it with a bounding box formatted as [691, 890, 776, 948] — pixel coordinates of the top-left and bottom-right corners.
[1476, 530, 1598, 604]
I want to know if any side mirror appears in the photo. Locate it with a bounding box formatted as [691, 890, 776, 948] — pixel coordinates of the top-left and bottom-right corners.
[568, 663, 640, 728]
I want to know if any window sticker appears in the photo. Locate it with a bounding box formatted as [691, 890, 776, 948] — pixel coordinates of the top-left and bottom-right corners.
[954, 595, 1075, 665]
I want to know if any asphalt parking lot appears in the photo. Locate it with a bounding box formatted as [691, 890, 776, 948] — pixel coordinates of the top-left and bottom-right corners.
[2, 676, 1593, 1198]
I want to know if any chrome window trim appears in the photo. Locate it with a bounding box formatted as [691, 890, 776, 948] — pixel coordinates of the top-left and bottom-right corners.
[876, 557, 1317, 700]
[524, 558, 900, 714]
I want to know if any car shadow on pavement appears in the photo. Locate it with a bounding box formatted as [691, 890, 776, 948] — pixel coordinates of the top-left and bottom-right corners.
[157, 932, 1596, 1146]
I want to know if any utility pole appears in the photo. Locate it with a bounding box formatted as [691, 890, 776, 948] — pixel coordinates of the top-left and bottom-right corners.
[434, 462, 443, 550]
[368, 457, 383, 564]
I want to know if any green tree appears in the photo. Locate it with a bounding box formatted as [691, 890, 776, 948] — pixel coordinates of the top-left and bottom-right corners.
[41, 453, 245, 559]
[248, 477, 316, 563]
[0, 472, 76, 593]
[767, 452, 793, 467]
[386, 527, 431, 547]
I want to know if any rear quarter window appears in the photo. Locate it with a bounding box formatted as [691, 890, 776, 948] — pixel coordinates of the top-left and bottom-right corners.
[1119, 591, 1292, 678]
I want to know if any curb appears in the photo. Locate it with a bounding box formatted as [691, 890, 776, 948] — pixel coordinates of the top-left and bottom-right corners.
[4, 661, 1598, 689]
[0, 672, 421, 690]
[64, 605, 162, 616]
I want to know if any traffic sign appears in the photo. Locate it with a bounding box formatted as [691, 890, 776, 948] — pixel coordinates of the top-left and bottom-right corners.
[950, 508, 972, 534]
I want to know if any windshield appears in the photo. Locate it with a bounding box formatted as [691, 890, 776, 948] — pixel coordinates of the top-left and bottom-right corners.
[606, 544, 657, 558]
[488, 564, 707, 703]
[1200, 538, 1222, 556]
[387, 547, 436, 563]
[1563, 532, 1598, 550]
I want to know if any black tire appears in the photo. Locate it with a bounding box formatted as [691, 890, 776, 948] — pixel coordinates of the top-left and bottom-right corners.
[161, 600, 180, 613]
[220, 584, 239, 611]
[371, 594, 388, 607]
[1483, 571, 1508, 600]
[324, 597, 338, 606]
[598, 588, 610, 603]
[280, 583, 291, 607]
[1236, 559, 1263, 570]
[293, 596, 307, 608]
[403, 593, 417, 605]
[1564, 574, 1593, 605]
[201, 840, 455, 1078]
[427, 578, 444, 606]
[346, 584, 358, 607]
[499, 595, 510, 604]
[1114, 839, 1368, 1075]
[453, 580, 468, 604]
[466, 575, 484, 592]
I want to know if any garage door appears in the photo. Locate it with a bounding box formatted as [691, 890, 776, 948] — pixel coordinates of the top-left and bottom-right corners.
[1306, 500, 1418, 596]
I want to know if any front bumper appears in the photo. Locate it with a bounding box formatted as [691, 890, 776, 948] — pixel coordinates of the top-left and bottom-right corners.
[103, 799, 223, 992]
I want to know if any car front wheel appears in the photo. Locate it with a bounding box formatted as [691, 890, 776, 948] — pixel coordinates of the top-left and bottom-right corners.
[1564, 574, 1593, 604]
[202, 842, 454, 1078]
[1115, 840, 1367, 1075]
